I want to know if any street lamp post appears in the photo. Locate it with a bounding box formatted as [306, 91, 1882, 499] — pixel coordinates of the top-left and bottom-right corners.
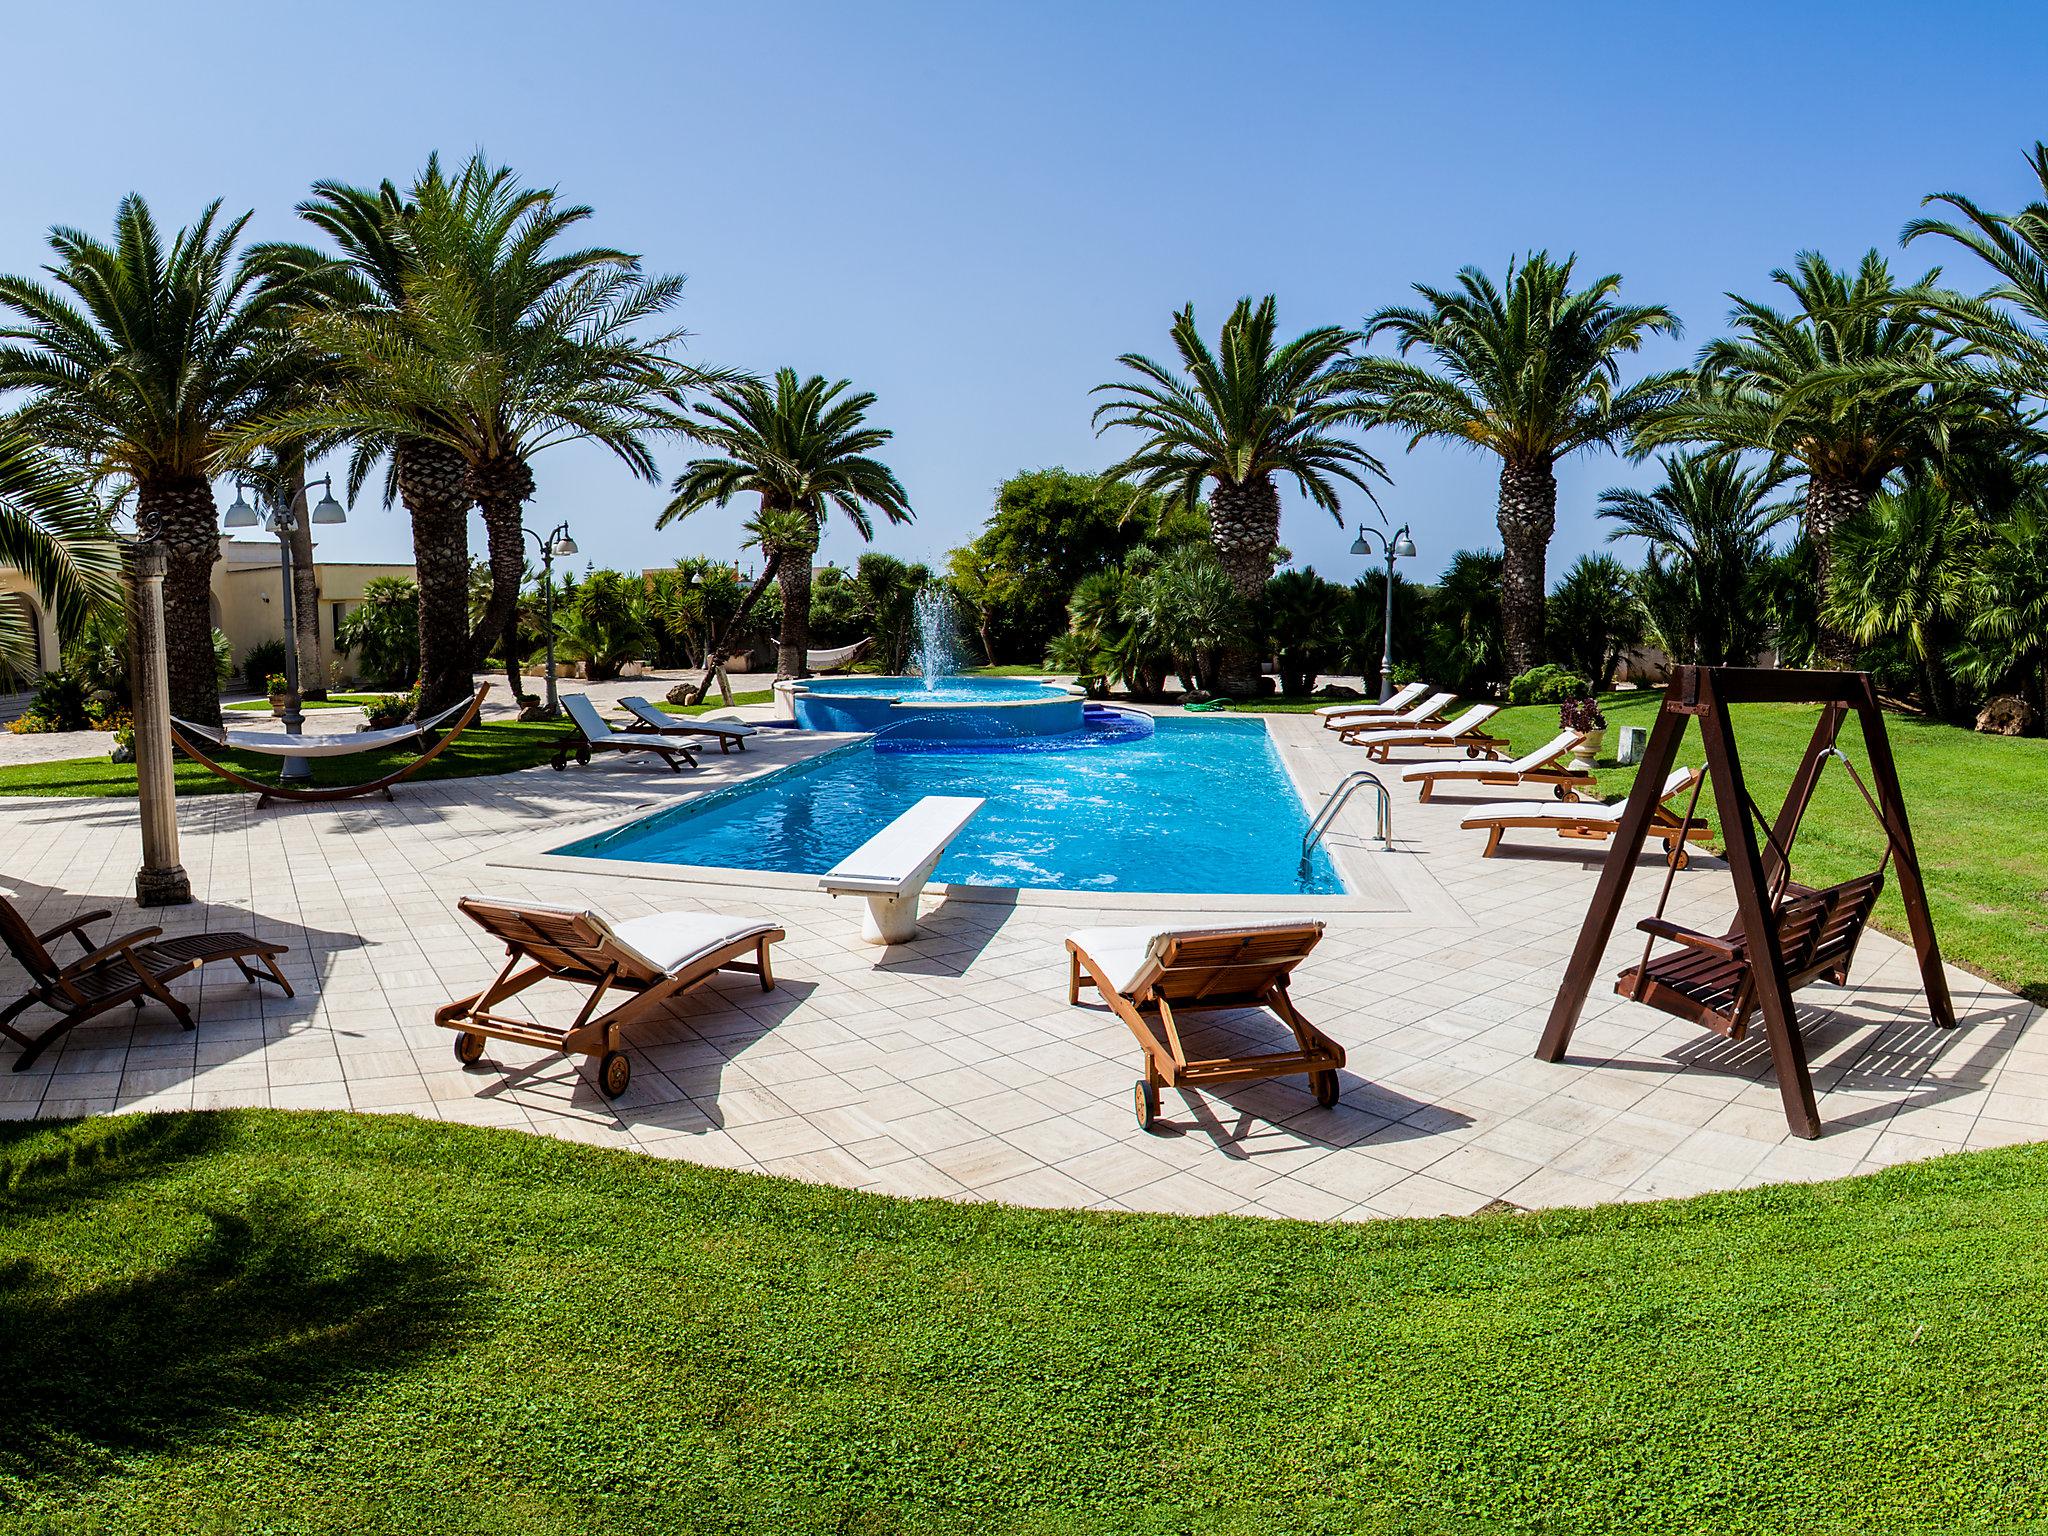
[524, 521, 578, 718]
[225, 473, 346, 780]
[1349, 523, 1418, 702]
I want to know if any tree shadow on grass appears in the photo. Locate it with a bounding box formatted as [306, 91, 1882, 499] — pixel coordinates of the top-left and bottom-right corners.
[0, 1112, 230, 1218]
[0, 1190, 475, 1488]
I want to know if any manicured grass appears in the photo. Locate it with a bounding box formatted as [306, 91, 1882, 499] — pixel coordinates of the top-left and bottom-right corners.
[0, 718, 569, 799]
[2, 1109, 2045, 1534]
[653, 689, 774, 716]
[225, 693, 390, 713]
[965, 664, 1058, 677]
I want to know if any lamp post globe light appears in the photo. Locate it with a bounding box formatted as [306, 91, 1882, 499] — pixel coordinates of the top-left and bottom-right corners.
[1350, 522, 1417, 702]
[525, 521, 576, 718]
[224, 472, 346, 780]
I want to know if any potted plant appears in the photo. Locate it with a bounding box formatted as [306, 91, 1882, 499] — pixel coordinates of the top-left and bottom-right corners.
[266, 672, 290, 716]
[1561, 695, 1607, 770]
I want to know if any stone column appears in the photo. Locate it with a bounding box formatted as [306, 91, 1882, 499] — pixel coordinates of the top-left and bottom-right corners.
[125, 539, 191, 907]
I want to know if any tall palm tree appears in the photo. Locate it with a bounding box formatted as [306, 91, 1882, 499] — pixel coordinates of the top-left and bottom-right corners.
[1351, 253, 1683, 677]
[659, 370, 912, 679]
[0, 196, 312, 725]
[1905, 141, 2048, 398]
[256, 155, 697, 711]
[1092, 296, 1384, 695]
[1636, 250, 2004, 664]
[1598, 452, 1795, 667]
[0, 422, 121, 682]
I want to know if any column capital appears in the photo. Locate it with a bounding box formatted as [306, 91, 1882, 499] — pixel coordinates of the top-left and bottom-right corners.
[123, 537, 169, 582]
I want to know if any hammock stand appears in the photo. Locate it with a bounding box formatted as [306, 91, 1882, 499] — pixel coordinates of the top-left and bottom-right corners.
[1536, 666, 1952, 1139]
[169, 685, 490, 807]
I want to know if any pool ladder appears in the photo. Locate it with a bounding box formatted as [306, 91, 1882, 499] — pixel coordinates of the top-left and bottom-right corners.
[1302, 770, 1394, 870]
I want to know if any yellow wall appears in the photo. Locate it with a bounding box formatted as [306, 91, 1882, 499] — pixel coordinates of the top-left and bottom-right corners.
[0, 569, 61, 680]
[210, 542, 416, 689]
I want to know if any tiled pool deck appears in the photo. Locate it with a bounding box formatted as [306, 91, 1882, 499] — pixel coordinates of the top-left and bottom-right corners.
[1, 699, 2039, 1220]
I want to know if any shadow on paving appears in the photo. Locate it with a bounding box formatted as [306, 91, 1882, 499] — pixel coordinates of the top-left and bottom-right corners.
[0, 1174, 474, 1488]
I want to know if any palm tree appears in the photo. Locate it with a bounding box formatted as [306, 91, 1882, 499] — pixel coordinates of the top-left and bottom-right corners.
[1351, 254, 1682, 678]
[0, 196, 312, 725]
[659, 369, 911, 680]
[255, 155, 697, 713]
[1598, 453, 1795, 667]
[1904, 141, 2048, 398]
[1546, 553, 1644, 689]
[0, 423, 121, 681]
[1824, 482, 1979, 717]
[1092, 297, 1384, 695]
[1636, 250, 2004, 663]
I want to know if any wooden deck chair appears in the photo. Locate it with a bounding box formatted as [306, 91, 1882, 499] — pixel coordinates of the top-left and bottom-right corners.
[1064, 920, 1343, 1132]
[1460, 766, 1713, 865]
[616, 696, 756, 752]
[0, 886, 291, 1070]
[1321, 690, 1454, 736]
[1338, 703, 1507, 760]
[1315, 681, 1430, 728]
[1400, 729, 1594, 803]
[437, 897, 783, 1098]
[552, 694, 698, 773]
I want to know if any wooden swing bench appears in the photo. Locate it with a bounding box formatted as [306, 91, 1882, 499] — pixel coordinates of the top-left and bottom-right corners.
[1538, 666, 1953, 1139]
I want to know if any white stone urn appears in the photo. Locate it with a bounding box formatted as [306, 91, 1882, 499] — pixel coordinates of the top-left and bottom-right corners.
[1569, 727, 1607, 773]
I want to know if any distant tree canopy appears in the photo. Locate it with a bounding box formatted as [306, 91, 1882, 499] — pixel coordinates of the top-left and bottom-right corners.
[948, 468, 1207, 662]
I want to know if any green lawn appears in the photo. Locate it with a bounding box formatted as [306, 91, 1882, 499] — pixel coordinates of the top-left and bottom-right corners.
[225, 693, 390, 714]
[655, 689, 774, 716]
[0, 718, 571, 799]
[3, 1109, 2045, 1534]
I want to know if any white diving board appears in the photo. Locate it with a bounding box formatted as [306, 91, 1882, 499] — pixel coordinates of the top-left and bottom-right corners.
[820, 795, 985, 944]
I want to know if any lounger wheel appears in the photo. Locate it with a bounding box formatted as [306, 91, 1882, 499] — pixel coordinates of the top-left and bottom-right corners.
[598, 1049, 631, 1099]
[550, 751, 566, 771]
[453, 1030, 487, 1067]
[1311, 1069, 1341, 1109]
[1132, 1078, 1160, 1133]
[575, 744, 591, 766]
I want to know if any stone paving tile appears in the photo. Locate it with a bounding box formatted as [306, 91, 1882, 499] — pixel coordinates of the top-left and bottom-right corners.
[0, 703, 2039, 1223]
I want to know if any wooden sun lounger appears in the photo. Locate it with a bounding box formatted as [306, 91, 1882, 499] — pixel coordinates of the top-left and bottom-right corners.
[1320, 689, 1455, 735]
[1339, 702, 1506, 760]
[552, 694, 698, 773]
[1064, 921, 1344, 1132]
[437, 897, 783, 1098]
[1460, 766, 1714, 866]
[1315, 681, 1430, 728]
[616, 696, 756, 752]
[0, 886, 291, 1070]
[820, 795, 984, 944]
[1400, 729, 1595, 803]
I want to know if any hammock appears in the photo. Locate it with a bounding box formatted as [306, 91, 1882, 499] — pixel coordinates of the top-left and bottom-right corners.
[805, 638, 870, 672]
[169, 685, 490, 806]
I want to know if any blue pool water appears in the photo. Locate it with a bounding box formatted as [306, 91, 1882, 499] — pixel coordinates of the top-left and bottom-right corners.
[557, 715, 1345, 896]
[791, 673, 1085, 739]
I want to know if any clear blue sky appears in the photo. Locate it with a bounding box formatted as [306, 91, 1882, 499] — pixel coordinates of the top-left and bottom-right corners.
[4, 1, 2044, 587]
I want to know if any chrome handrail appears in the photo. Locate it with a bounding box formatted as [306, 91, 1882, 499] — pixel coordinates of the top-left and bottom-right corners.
[1302, 769, 1394, 869]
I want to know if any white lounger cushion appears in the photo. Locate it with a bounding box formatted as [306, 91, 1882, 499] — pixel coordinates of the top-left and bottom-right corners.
[1344, 703, 1500, 748]
[1314, 682, 1429, 718]
[1065, 919, 1325, 997]
[1401, 729, 1583, 782]
[1336, 691, 1456, 731]
[563, 694, 636, 745]
[604, 912, 780, 974]
[1460, 768, 1695, 826]
[620, 697, 756, 737]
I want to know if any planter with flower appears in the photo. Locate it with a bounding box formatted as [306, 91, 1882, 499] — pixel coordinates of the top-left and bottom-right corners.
[266, 673, 291, 717]
[1560, 695, 1607, 771]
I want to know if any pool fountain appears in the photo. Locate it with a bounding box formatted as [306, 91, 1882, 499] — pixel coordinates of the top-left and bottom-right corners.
[776, 587, 1108, 743]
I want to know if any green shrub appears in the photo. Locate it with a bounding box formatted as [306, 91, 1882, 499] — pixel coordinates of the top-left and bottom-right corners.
[1507, 663, 1591, 705]
[362, 691, 417, 729]
[241, 639, 288, 694]
[11, 670, 93, 732]
[336, 578, 421, 689]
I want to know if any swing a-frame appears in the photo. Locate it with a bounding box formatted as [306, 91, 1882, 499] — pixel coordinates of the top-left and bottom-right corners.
[1537, 665, 1954, 1139]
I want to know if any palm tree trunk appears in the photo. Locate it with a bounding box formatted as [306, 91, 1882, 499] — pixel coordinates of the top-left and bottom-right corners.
[469, 455, 536, 698]
[1497, 457, 1557, 680]
[1805, 472, 1868, 667]
[395, 438, 477, 718]
[285, 455, 324, 699]
[776, 538, 818, 679]
[137, 476, 223, 729]
[1208, 475, 1279, 695]
[684, 554, 779, 705]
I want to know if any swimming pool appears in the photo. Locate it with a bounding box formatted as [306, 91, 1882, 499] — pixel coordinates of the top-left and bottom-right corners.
[557, 715, 1345, 896]
[787, 674, 1086, 740]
